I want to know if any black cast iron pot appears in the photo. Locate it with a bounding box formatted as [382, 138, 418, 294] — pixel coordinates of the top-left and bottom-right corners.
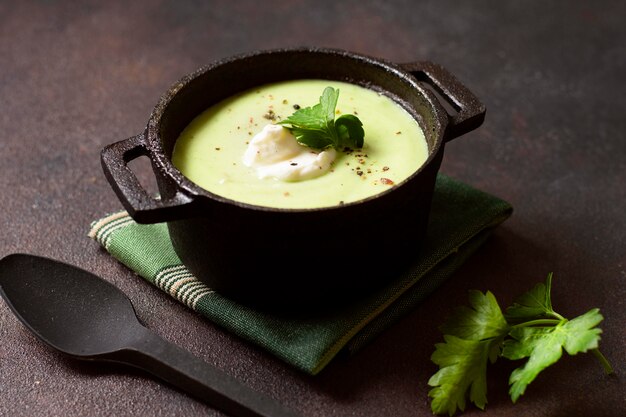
[101, 47, 485, 309]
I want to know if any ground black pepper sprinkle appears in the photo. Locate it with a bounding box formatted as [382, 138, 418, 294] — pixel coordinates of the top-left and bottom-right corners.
[290, 162, 298, 166]
[263, 109, 277, 120]
[293, 104, 300, 109]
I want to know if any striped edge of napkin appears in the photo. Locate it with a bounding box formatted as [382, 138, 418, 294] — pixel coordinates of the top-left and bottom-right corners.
[88, 212, 214, 311]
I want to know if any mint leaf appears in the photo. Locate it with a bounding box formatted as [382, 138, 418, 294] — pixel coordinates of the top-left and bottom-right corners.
[278, 86, 364, 150]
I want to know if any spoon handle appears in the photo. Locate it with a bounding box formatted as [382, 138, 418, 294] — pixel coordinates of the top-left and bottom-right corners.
[121, 327, 301, 417]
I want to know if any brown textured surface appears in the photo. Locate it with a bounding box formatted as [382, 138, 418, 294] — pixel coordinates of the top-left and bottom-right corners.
[0, 1, 624, 416]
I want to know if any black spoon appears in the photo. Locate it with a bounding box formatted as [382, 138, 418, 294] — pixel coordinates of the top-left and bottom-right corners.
[0, 253, 301, 417]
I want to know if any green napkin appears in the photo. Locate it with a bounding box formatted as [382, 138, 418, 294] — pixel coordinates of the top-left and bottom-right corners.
[89, 174, 512, 375]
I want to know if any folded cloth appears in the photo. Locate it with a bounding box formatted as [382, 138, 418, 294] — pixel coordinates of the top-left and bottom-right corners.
[89, 174, 512, 375]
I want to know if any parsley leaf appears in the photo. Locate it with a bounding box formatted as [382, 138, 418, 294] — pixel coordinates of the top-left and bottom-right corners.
[505, 272, 559, 322]
[335, 114, 365, 149]
[429, 291, 509, 415]
[428, 274, 613, 416]
[278, 86, 365, 150]
[440, 290, 509, 341]
[502, 309, 604, 402]
[429, 336, 494, 415]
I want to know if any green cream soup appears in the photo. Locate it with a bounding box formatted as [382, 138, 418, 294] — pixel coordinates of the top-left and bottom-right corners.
[172, 79, 428, 209]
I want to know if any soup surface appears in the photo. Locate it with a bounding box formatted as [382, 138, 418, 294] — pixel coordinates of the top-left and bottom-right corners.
[172, 79, 428, 208]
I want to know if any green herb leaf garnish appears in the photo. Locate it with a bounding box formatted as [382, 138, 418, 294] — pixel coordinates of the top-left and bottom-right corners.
[278, 86, 364, 150]
[428, 291, 509, 415]
[428, 274, 613, 416]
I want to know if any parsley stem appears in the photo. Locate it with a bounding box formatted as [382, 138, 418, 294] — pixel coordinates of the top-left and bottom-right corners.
[548, 311, 566, 321]
[592, 349, 614, 375]
[510, 319, 562, 328]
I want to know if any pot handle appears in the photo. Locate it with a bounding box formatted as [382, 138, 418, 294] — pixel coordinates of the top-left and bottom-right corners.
[100, 134, 195, 224]
[401, 61, 486, 141]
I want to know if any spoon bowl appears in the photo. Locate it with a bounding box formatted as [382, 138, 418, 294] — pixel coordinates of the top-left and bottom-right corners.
[0, 253, 143, 358]
[0, 253, 300, 417]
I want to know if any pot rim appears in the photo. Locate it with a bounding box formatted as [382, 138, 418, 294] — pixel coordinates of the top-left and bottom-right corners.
[145, 47, 450, 213]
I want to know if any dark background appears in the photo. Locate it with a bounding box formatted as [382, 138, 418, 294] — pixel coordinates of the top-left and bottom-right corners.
[1, 1, 624, 416]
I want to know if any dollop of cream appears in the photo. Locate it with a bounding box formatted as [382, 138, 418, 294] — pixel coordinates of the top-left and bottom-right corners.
[242, 124, 336, 181]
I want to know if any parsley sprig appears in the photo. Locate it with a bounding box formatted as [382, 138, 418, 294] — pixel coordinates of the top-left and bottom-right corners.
[278, 86, 365, 150]
[428, 273, 613, 416]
